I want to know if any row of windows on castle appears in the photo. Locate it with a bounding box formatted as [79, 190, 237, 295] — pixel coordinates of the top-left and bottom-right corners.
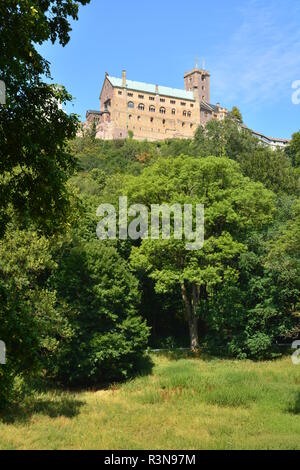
[118, 90, 195, 107]
[127, 114, 194, 128]
[127, 102, 193, 117]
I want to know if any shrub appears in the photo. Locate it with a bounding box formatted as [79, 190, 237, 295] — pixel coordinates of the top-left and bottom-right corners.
[50, 242, 150, 385]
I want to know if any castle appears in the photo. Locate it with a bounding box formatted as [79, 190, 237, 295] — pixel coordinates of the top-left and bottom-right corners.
[83, 67, 227, 141]
[83, 68, 290, 149]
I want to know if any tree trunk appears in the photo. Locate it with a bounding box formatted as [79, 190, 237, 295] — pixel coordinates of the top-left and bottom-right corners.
[181, 283, 200, 351]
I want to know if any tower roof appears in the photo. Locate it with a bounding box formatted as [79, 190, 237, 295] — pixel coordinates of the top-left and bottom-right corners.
[184, 68, 210, 78]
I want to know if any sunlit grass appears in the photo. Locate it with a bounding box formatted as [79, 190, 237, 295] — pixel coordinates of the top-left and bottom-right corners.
[1, 354, 300, 450]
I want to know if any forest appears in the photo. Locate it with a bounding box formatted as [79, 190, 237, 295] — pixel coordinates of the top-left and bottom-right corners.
[0, 0, 300, 410]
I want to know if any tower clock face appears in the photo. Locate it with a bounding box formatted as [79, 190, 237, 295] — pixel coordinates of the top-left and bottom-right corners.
[0, 80, 6, 104]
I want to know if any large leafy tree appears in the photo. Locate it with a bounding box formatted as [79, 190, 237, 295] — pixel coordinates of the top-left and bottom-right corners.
[193, 118, 299, 195]
[0, 227, 71, 406]
[50, 241, 150, 386]
[126, 156, 275, 350]
[231, 106, 243, 123]
[237, 147, 299, 195]
[193, 116, 258, 160]
[0, 1, 90, 403]
[0, 0, 90, 234]
[286, 130, 300, 168]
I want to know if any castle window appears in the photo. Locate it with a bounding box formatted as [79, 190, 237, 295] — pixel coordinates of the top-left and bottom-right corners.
[187, 111, 191, 117]
[160, 107, 166, 114]
[149, 105, 156, 112]
[190, 103, 194, 108]
[171, 108, 176, 115]
[170, 100, 176, 104]
[181, 102, 186, 106]
[138, 94, 144, 99]
[149, 96, 155, 101]
[150, 117, 154, 122]
[118, 91, 122, 95]
[183, 110, 187, 117]
[138, 103, 145, 111]
[182, 122, 185, 127]
[128, 92, 133, 97]
[137, 116, 141, 121]
[160, 98, 165, 103]
[163, 119, 166, 125]
[202, 86, 205, 91]
[129, 114, 132, 120]
[190, 123, 193, 128]
[128, 101, 134, 109]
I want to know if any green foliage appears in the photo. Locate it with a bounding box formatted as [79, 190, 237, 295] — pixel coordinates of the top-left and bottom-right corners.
[125, 156, 275, 349]
[0, 0, 90, 235]
[231, 106, 243, 123]
[192, 117, 299, 195]
[70, 137, 158, 176]
[194, 116, 258, 159]
[286, 129, 300, 167]
[204, 209, 300, 359]
[74, 130, 299, 358]
[0, 0, 90, 404]
[2, 9, 300, 410]
[237, 147, 299, 194]
[49, 242, 150, 385]
[0, 227, 70, 404]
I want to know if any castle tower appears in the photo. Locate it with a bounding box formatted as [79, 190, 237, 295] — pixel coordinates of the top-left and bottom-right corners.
[184, 67, 210, 103]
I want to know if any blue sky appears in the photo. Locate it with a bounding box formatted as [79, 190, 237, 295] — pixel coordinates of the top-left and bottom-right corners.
[40, 0, 300, 138]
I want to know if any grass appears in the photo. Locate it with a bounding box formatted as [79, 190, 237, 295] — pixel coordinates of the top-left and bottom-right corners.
[1, 354, 300, 450]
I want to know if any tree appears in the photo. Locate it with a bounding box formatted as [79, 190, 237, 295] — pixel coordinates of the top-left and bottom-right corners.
[0, 0, 90, 235]
[286, 130, 300, 167]
[50, 241, 150, 385]
[0, 0, 90, 404]
[265, 198, 300, 313]
[231, 106, 243, 123]
[237, 147, 299, 195]
[0, 227, 70, 405]
[126, 156, 275, 350]
[193, 116, 258, 160]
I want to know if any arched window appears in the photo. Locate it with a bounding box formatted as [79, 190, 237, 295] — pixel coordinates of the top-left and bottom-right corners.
[149, 105, 155, 113]
[187, 111, 192, 117]
[128, 101, 134, 109]
[160, 107, 166, 114]
[171, 108, 176, 115]
[128, 114, 132, 120]
[138, 103, 145, 111]
[162, 119, 166, 125]
[183, 110, 187, 117]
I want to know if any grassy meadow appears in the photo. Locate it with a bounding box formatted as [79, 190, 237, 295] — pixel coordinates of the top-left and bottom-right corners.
[1, 354, 300, 450]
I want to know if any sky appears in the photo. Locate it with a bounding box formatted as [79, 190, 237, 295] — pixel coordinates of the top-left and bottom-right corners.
[40, 0, 300, 138]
